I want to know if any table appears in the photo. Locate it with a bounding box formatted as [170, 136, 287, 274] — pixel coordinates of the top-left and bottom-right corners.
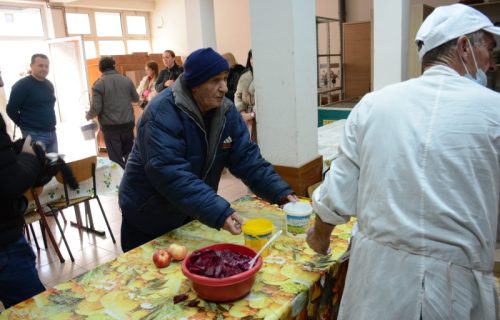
[30, 156, 123, 237]
[36, 157, 123, 206]
[3, 195, 354, 319]
[318, 119, 346, 171]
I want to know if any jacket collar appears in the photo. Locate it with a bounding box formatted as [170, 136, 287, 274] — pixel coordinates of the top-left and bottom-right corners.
[171, 74, 233, 178]
[101, 70, 119, 76]
[171, 74, 232, 129]
[422, 64, 461, 78]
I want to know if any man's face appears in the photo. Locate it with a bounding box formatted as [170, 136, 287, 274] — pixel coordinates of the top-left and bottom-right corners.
[472, 32, 497, 72]
[191, 71, 229, 113]
[162, 52, 174, 68]
[30, 57, 50, 81]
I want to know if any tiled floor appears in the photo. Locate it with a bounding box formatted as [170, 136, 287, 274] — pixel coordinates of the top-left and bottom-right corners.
[28, 170, 248, 289]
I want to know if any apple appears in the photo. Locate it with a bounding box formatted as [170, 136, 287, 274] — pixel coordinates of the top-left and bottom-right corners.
[152, 248, 171, 268]
[167, 243, 188, 261]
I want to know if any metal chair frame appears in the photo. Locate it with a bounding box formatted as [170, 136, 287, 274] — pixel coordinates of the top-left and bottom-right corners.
[24, 186, 74, 263]
[49, 156, 116, 244]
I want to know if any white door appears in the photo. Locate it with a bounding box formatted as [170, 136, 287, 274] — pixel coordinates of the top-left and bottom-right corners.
[48, 36, 96, 159]
[47, 36, 90, 124]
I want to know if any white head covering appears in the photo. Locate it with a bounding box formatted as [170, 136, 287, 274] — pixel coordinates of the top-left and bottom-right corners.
[415, 3, 500, 59]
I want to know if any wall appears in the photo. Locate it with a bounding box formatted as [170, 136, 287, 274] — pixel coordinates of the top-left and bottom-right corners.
[346, 0, 372, 22]
[317, 0, 339, 19]
[412, 0, 457, 6]
[213, 0, 251, 65]
[346, 0, 461, 23]
[151, 0, 188, 58]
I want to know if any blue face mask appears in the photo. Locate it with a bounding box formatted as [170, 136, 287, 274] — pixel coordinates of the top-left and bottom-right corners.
[460, 39, 488, 87]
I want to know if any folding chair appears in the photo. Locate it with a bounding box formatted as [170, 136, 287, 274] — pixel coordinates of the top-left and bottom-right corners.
[48, 155, 116, 243]
[24, 186, 74, 263]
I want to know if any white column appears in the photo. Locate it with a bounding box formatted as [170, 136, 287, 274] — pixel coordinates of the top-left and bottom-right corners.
[249, 0, 318, 168]
[373, 0, 410, 90]
[185, 0, 217, 52]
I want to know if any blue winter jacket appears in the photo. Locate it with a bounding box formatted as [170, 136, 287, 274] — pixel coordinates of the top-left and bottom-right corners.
[119, 76, 292, 240]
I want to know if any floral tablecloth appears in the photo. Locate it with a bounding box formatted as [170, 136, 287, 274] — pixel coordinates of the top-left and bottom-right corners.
[31, 157, 123, 209]
[3, 195, 354, 319]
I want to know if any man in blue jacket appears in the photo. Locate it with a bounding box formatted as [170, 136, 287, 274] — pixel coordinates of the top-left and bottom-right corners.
[119, 48, 296, 252]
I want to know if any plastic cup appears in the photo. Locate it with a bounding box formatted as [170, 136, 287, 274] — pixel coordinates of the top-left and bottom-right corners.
[283, 201, 313, 238]
[241, 219, 273, 257]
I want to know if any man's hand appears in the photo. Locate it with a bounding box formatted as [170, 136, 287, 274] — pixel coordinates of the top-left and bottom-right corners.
[279, 193, 299, 208]
[306, 216, 335, 255]
[21, 135, 35, 156]
[222, 212, 243, 235]
[164, 79, 174, 87]
[240, 111, 254, 122]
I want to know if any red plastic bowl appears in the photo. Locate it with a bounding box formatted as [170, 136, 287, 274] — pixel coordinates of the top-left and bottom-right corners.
[181, 243, 263, 302]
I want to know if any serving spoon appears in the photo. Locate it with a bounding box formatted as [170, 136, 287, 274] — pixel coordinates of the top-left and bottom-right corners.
[248, 229, 283, 268]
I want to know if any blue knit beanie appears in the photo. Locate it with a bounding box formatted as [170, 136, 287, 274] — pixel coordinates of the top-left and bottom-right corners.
[183, 48, 229, 89]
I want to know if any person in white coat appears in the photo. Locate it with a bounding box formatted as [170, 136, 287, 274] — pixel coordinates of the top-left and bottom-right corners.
[306, 4, 500, 320]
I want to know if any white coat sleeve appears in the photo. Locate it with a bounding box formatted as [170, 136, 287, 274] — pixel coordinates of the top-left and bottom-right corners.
[313, 106, 361, 225]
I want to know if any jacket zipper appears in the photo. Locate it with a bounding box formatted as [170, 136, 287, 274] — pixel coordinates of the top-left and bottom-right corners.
[177, 107, 226, 180]
[203, 118, 226, 180]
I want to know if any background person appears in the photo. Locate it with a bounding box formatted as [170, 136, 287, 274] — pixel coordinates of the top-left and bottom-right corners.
[222, 52, 245, 103]
[306, 4, 500, 320]
[0, 69, 13, 138]
[137, 60, 159, 109]
[6, 54, 57, 153]
[154, 50, 183, 94]
[119, 48, 297, 252]
[86, 56, 139, 169]
[0, 116, 45, 309]
[235, 49, 256, 141]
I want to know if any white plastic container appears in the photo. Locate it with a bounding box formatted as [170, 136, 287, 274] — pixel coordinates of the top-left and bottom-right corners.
[283, 201, 313, 238]
[80, 121, 97, 140]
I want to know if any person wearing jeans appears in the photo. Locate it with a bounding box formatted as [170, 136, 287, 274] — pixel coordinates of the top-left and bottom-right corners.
[7, 53, 57, 153]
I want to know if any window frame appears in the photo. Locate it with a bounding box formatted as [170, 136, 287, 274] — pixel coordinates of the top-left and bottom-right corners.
[0, 3, 48, 41]
[64, 7, 151, 57]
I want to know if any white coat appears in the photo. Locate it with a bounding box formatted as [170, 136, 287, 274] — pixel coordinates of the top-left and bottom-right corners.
[313, 65, 500, 319]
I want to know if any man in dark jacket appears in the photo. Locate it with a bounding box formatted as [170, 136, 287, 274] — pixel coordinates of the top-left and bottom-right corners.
[154, 50, 183, 94]
[7, 54, 57, 153]
[86, 57, 139, 169]
[119, 48, 296, 252]
[0, 116, 45, 308]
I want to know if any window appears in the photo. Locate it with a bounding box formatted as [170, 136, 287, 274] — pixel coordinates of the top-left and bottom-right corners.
[316, 17, 342, 106]
[0, 7, 44, 37]
[126, 16, 147, 35]
[127, 40, 150, 53]
[84, 41, 96, 59]
[65, 9, 150, 57]
[95, 12, 122, 37]
[98, 41, 125, 55]
[0, 4, 48, 100]
[66, 13, 91, 34]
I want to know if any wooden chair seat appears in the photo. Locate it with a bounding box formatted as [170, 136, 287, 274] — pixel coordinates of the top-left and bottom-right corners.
[49, 196, 92, 209]
[24, 211, 41, 225]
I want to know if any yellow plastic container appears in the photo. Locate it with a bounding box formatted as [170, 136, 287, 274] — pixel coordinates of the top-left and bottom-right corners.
[242, 219, 274, 257]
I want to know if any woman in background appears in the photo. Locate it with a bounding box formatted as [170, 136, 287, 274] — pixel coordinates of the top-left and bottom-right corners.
[136, 61, 159, 109]
[222, 52, 245, 103]
[235, 50, 256, 141]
